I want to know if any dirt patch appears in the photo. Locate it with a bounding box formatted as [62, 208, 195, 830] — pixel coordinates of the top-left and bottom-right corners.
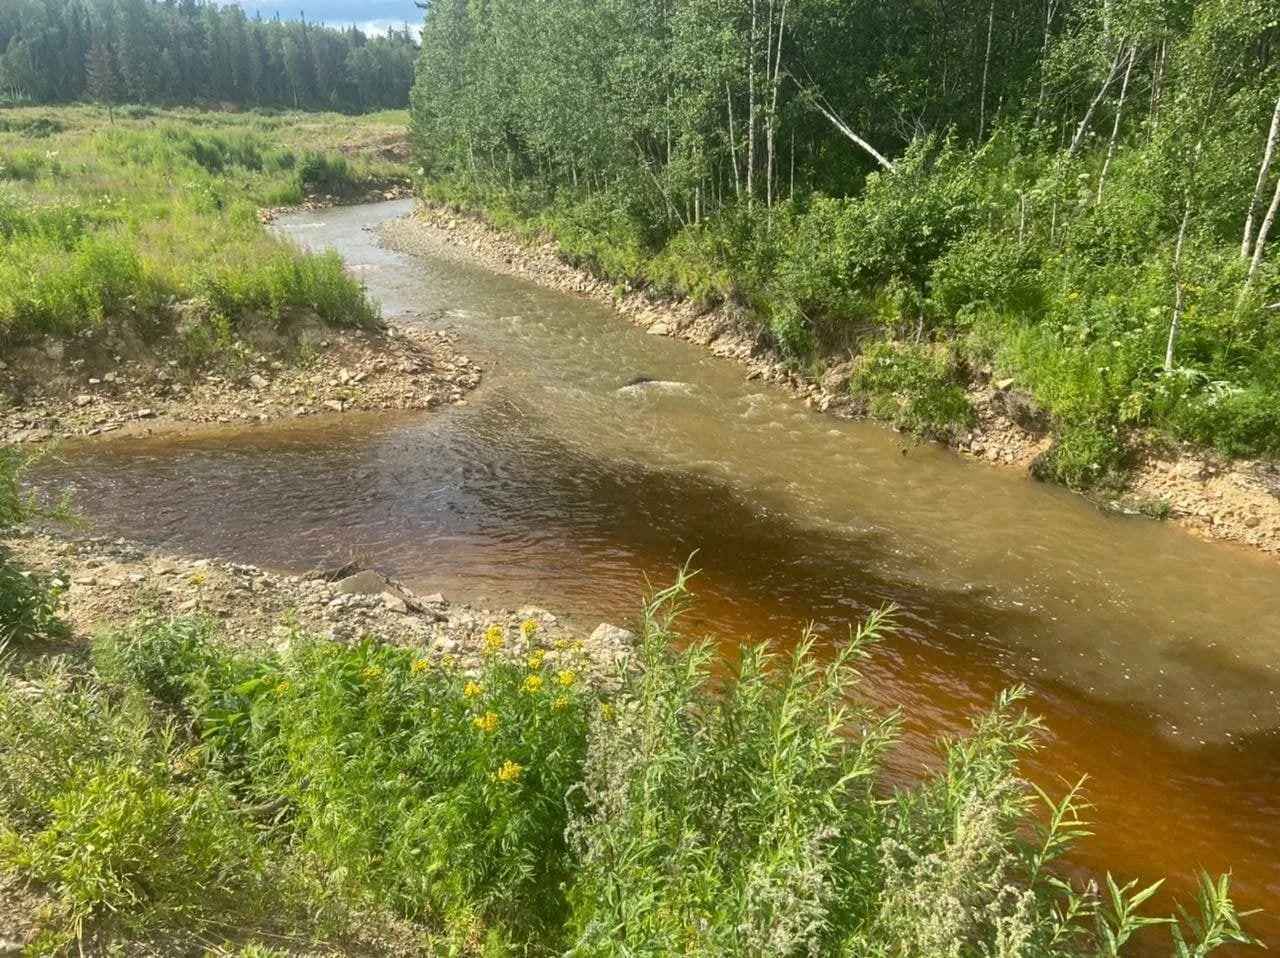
[1125, 450, 1280, 555]
[381, 204, 1280, 559]
[1, 320, 480, 444]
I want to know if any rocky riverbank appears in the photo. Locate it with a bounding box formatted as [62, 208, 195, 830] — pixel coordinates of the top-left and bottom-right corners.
[9, 532, 634, 675]
[0, 320, 481, 444]
[379, 204, 1280, 558]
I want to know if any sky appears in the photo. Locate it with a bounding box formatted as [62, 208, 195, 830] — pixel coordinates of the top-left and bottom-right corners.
[235, 0, 422, 37]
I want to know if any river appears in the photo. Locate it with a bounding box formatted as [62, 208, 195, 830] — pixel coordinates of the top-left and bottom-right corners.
[38, 200, 1280, 947]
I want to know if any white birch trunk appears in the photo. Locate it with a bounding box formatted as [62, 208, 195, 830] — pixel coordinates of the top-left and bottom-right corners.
[1035, 0, 1059, 127]
[765, 0, 787, 208]
[1096, 42, 1136, 203]
[979, 0, 996, 141]
[727, 85, 741, 200]
[1165, 200, 1192, 371]
[1242, 92, 1280, 260]
[1245, 170, 1280, 297]
[1068, 44, 1125, 159]
[747, 0, 758, 209]
[810, 97, 894, 171]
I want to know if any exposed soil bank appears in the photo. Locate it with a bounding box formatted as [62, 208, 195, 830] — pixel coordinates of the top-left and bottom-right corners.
[0, 320, 480, 444]
[256, 179, 415, 223]
[380, 204, 1280, 558]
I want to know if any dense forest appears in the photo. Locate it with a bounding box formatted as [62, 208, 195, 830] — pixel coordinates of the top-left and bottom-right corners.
[412, 0, 1280, 488]
[0, 0, 416, 112]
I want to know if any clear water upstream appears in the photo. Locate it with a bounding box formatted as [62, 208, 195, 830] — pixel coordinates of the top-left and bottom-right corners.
[36, 200, 1280, 947]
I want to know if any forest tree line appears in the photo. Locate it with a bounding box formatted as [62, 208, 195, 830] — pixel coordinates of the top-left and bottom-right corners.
[1, 0, 417, 112]
[412, 0, 1280, 486]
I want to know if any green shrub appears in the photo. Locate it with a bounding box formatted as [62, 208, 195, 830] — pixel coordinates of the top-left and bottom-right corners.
[0, 149, 46, 181]
[0, 576, 1260, 956]
[1175, 386, 1280, 459]
[199, 246, 376, 327]
[297, 151, 359, 195]
[0, 660, 269, 940]
[100, 614, 597, 946]
[0, 446, 65, 652]
[0, 233, 164, 338]
[563, 575, 1260, 957]
[1032, 420, 1128, 490]
[850, 340, 974, 437]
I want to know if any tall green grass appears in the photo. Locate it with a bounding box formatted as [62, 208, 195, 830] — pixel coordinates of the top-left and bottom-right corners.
[0, 107, 400, 349]
[0, 448, 65, 654]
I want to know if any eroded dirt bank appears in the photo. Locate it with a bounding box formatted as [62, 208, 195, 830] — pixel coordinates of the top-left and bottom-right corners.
[380, 205, 1280, 558]
[1, 321, 480, 444]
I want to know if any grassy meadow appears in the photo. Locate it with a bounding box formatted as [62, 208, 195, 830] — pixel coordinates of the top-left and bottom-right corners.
[0, 106, 409, 357]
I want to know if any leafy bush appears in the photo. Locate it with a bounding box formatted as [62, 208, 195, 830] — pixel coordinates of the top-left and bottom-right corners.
[98, 614, 597, 946]
[0, 660, 270, 943]
[1032, 421, 1128, 490]
[0, 149, 46, 181]
[1175, 387, 1280, 459]
[850, 340, 975, 437]
[199, 246, 377, 328]
[297, 151, 360, 195]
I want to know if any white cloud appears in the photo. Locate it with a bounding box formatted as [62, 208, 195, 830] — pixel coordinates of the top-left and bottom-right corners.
[340, 18, 422, 39]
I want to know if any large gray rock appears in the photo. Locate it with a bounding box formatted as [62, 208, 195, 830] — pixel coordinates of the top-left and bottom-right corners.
[333, 569, 390, 595]
[589, 623, 637, 650]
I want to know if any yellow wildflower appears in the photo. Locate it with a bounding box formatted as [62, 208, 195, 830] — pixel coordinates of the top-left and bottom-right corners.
[473, 711, 500, 734]
[483, 624, 505, 656]
[361, 665, 382, 682]
[495, 760, 523, 783]
[441, 654, 457, 669]
[410, 658, 431, 674]
[522, 674, 544, 694]
[464, 680, 484, 698]
[520, 619, 539, 640]
[187, 572, 206, 586]
[527, 649, 546, 669]
[557, 669, 578, 688]
[273, 680, 291, 696]
[552, 695, 569, 711]
[600, 702, 615, 721]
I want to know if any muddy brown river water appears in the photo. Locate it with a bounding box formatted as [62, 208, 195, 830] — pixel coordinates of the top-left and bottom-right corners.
[37, 201, 1280, 948]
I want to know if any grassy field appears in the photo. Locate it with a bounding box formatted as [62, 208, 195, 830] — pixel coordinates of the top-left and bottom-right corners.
[0, 106, 410, 357]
